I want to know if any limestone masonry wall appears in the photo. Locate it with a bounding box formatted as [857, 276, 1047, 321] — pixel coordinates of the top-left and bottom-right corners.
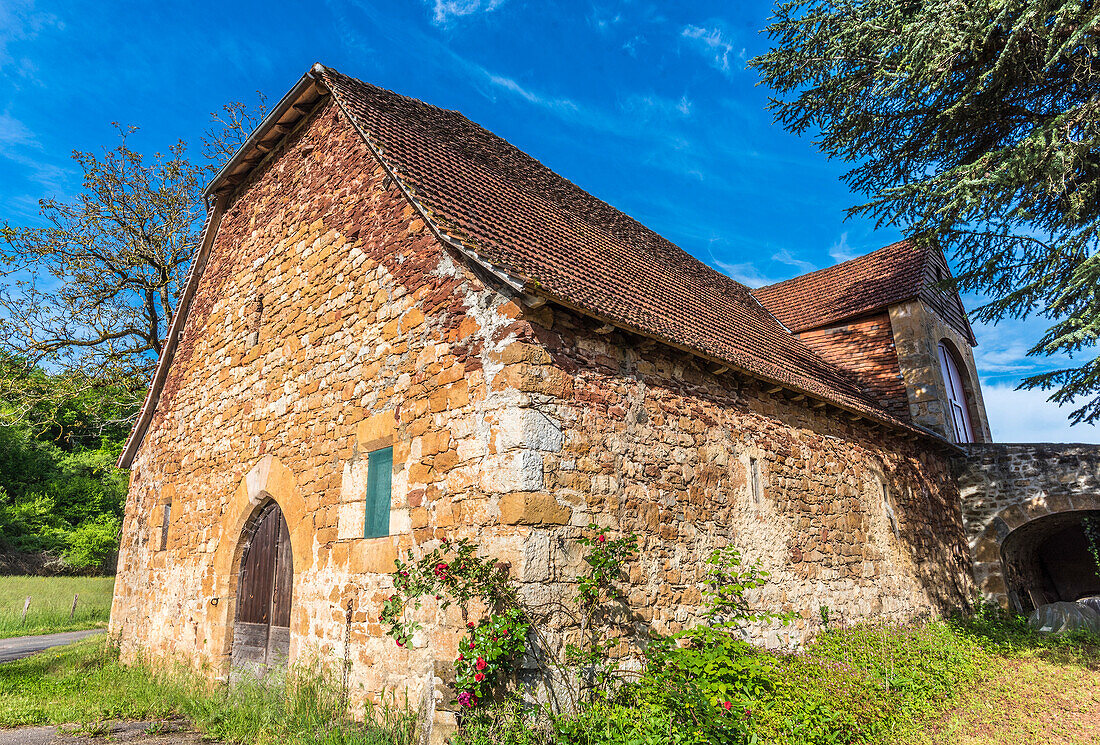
[957, 443, 1100, 604]
[111, 99, 975, 721]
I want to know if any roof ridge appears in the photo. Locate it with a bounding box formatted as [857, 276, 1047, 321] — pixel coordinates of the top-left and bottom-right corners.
[757, 238, 916, 293]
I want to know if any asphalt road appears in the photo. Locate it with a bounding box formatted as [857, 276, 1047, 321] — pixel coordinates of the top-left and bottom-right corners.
[0, 629, 105, 664]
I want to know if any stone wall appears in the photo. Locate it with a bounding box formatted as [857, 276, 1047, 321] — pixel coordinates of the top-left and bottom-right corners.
[957, 443, 1100, 606]
[889, 298, 991, 442]
[795, 313, 909, 420]
[112, 99, 976, 734]
[110, 100, 536, 720]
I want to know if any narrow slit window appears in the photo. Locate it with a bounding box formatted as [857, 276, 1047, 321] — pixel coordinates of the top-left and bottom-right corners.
[880, 477, 899, 537]
[365, 446, 393, 538]
[160, 501, 172, 551]
[749, 457, 763, 503]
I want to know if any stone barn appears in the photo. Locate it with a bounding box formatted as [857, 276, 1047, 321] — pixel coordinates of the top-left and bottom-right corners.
[112, 63, 1004, 731]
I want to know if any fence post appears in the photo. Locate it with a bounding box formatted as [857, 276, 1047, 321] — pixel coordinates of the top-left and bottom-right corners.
[21, 596, 30, 626]
[70, 593, 79, 621]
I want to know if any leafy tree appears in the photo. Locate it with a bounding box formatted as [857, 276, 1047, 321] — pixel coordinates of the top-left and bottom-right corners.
[752, 1, 1100, 423]
[0, 94, 267, 429]
[0, 362, 132, 573]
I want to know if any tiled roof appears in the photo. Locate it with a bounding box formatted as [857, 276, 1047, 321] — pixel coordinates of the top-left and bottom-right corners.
[752, 239, 929, 333]
[319, 66, 910, 427]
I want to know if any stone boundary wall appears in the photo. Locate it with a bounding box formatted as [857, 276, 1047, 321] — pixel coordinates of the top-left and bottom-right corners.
[957, 443, 1100, 602]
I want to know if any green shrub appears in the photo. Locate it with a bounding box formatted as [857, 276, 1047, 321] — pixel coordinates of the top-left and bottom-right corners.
[62, 514, 121, 570]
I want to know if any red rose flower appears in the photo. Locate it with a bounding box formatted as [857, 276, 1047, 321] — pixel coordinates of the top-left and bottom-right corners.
[475, 657, 487, 670]
[502, 629, 509, 636]
[469, 641, 475, 649]
[474, 672, 484, 682]
[467, 621, 476, 628]
[457, 653, 464, 661]
[722, 701, 732, 711]
[597, 534, 606, 543]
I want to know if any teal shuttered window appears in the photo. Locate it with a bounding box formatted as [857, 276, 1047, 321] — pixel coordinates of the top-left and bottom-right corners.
[365, 446, 393, 538]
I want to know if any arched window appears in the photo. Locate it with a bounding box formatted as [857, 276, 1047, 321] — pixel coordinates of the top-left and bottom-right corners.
[938, 341, 975, 443]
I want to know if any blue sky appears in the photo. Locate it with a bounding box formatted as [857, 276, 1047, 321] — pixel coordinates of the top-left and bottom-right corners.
[2, 0, 1096, 442]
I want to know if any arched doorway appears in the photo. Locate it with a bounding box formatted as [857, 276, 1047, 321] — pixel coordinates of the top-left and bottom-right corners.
[231, 500, 293, 670]
[1000, 510, 1100, 612]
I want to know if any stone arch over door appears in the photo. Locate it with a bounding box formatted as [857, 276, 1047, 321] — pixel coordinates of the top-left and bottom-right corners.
[972, 493, 1100, 610]
[209, 455, 311, 673]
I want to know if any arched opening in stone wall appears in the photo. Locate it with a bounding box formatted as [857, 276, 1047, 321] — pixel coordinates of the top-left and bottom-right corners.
[230, 499, 294, 672]
[1001, 509, 1100, 613]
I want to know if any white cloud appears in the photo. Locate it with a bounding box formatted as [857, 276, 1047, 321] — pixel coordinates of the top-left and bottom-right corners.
[681, 24, 736, 73]
[771, 247, 815, 273]
[618, 93, 693, 121]
[828, 232, 861, 263]
[0, 110, 37, 147]
[0, 110, 68, 194]
[0, 0, 62, 78]
[428, 0, 506, 25]
[981, 382, 1100, 444]
[713, 259, 786, 288]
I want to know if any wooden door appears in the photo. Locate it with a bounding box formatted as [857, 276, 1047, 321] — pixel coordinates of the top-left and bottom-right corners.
[231, 501, 293, 670]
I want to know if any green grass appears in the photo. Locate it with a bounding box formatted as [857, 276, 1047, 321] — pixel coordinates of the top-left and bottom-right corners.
[0, 636, 417, 744]
[0, 575, 114, 638]
[455, 610, 1100, 745]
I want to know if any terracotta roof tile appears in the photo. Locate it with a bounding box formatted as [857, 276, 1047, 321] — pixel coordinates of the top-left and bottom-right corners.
[319, 67, 915, 428]
[752, 240, 929, 333]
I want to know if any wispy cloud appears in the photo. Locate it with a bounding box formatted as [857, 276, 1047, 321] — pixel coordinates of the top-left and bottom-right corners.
[772, 247, 815, 273]
[0, 110, 36, 148]
[0, 110, 69, 195]
[681, 24, 737, 73]
[712, 259, 786, 288]
[981, 382, 1100, 444]
[487, 74, 579, 113]
[428, 0, 506, 25]
[0, 0, 62, 81]
[828, 232, 861, 263]
[618, 93, 692, 121]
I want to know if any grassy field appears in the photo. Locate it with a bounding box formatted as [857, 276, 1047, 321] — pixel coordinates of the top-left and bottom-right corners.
[0, 575, 114, 638]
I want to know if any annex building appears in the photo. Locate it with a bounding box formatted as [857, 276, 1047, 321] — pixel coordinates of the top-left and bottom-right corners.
[110, 63, 1099, 736]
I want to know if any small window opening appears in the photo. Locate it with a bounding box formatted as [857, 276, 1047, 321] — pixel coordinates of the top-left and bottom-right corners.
[749, 457, 763, 503]
[880, 478, 899, 537]
[365, 446, 394, 538]
[249, 294, 264, 347]
[160, 501, 172, 551]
